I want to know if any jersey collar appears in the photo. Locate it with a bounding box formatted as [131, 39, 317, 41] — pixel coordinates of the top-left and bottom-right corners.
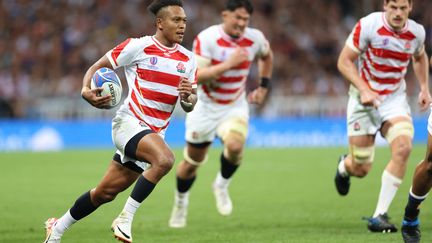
[151, 36, 179, 52]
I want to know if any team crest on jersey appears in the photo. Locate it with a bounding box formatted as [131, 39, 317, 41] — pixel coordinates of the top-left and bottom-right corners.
[176, 62, 186, 73]
[404, 41, 411, 50]
[150, 56, 158, 65]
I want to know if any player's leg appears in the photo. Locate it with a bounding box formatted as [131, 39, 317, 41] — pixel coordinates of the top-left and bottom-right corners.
[44, 160, 140, 243]
[336, 95, 378, 196]
[169, 142, 211, 228]
[335, 134, 375, 195]
[372, 117, 413, 217]
[213, 117, 248, 216]
[113, 131, 175, 242]
[402, 133, 432, 242]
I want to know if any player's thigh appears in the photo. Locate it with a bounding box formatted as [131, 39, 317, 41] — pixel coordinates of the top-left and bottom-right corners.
[185, 142, 211, 162]
[135, 133, 174, 165]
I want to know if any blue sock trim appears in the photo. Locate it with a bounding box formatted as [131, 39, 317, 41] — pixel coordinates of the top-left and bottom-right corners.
[402, 218, 419, 226]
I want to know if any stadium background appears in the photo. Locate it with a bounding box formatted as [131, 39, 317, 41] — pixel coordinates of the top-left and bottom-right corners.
[1, 0, 432, 150]
[2, 1, 432, 242]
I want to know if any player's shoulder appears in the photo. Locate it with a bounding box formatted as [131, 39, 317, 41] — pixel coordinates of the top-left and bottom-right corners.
[244, 26, 266, 40]
[176, 44, 196, 61]
[407, 18, 425, 36]
[123, 35, 153, 48]
[197, 25, 221, 38]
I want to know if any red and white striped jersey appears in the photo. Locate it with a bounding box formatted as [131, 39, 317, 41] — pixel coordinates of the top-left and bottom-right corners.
[193, 24, 270, 105]
[106, 36, 197, 133]
[346, 12, 425, 96]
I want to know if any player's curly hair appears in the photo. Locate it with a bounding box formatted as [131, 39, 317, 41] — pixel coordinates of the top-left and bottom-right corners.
[147, 0, 183, 16]
[225, 0, 253, 14]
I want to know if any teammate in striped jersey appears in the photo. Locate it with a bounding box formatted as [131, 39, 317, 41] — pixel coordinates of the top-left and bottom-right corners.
[169, 0, 273, 228]
[334, 0, 431, 233]
[400, 56, 432, 243]
[43, 1, 196, 242]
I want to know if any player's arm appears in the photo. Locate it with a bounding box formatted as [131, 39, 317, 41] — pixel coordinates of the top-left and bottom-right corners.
[412, 47, 431, 111]
[196, 47, 248, 84]
[81, 55, 113, 108]
[337, 45, 380, 107]
[178, 77, 197, 112]
[247, 48, 273, 104]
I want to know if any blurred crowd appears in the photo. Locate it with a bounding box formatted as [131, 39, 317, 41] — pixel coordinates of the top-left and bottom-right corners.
[0, 0, 432, 118]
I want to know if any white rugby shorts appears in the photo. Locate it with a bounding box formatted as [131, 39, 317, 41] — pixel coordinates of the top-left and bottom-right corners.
[185, 97, 249, 143]
[347, 87, 411, 136]
[112, 111, 166, 172]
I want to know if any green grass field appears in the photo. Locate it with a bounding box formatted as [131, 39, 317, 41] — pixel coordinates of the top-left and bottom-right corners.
[1, 147, 431, 243]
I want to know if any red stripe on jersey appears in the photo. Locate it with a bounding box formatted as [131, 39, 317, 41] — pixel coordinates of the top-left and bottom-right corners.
[213, 86, 242, 94]
[128, 103, 169, 133]
[365, 51, 406, 73]
[377, 26, 416, 41]
[217, 76, 245, 83]
[136, 67, 181, 87]
[217, 38, 233, 47]
[135, 78, 178, 105]
[111, 38, 132, 66]
[362, 60, 400, 84]
[236, 38, 254, 47]
[144, 45, 190, 62]
[353, 22, 361, 49]
[202, 85, 244, 104]
[369, 45, 411, 62]
[131, 91, 172, 120]
[362, 70, 398, 95]
[194, 37, 201, 55]
[211, 59, 251, 70]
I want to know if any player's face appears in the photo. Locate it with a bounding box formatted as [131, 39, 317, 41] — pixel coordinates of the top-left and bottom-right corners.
[222, 7, 250, 39]
[159, 6, 187, 44]
[383, 0, 412, 30]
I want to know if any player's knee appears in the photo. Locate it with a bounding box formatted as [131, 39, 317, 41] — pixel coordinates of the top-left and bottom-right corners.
[183, 147, 208, 167]
[224, 132, 245, 156]
[350, 145, 375, 164]
[154, 152, 175, 174]
[392, 140, 412, 161]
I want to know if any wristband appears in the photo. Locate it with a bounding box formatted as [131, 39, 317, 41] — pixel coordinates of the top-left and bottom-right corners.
[260, 77, 270, 88]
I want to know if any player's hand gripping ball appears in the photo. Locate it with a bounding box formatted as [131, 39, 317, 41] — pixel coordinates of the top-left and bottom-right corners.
[91, 67, 122, 108]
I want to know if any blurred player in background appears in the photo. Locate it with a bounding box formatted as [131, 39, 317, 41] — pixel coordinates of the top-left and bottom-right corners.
[168, 0, 273, 228]
[334, 0, 430, 233]
[400, 56, 432, 243]
[43, 0, 197, 242]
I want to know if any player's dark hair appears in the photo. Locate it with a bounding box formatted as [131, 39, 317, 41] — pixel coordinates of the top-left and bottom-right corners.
[147, 0, 183, 16]
[384, 0, 412, 4]
[225, 0, 253, 14]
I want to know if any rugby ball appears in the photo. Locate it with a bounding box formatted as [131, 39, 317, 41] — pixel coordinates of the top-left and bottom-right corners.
[91, 67, 122, 108]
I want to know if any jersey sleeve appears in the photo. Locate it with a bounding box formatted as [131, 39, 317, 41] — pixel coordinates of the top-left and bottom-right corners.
[345, 17, 370, 54]
[254, 30, 271, 57]
[193, 35, 212, 60]
[413, 25, 426, 56]
[106, 38, 142, 69]
[188, 56, 198, 89]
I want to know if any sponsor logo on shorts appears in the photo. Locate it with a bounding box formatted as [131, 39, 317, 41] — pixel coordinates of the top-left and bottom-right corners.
[354, 122, 360, 131]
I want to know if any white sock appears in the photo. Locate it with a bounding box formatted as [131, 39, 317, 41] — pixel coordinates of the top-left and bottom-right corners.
[122, 197, 141, 220]
[214, 172, 231, 189]
[175, 191, 189, 206]
[337, 158, 349, 177]
[373, 170, 402, 217]
[53, 210, 77, 236]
